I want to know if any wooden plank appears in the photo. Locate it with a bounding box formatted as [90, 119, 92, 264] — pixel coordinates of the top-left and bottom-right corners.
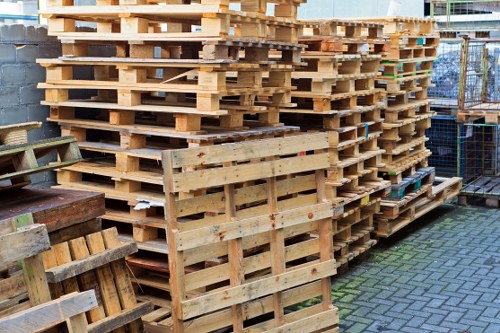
[85, 232, 126, 333]
[175, 202, 332, 251]
[180, 280, 325, 332]
[249, 307, 339, 333]
[180, 259, 337, 319]
[0, 273, 25, 301]
[101, 228, 144, 332]
[169, 133, 329, 167]
[0, 224, 51, 265]
[45, 242, 137, 283]
[176, 174, 316, 217]
[172, 153, 329, 192]
[0, 291, 97, 333]
[68, 237, 107, 324]
[87, 302, 152, 333]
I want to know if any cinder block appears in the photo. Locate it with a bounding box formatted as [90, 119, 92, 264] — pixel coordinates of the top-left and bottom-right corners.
[37, 44, 62, 58]
[27, 104, 50, 123]
[25, 64, 46, 83]
[1, 64, 26, 85]
[0, 106, 28, 125]
[0, 44, 16, 64]
[25, 25, 49, 43]
[0, 86, 20, 107]
[1, 24, 25, 42]
[20, 84, 45, 105]
[16, 44, 38, 63]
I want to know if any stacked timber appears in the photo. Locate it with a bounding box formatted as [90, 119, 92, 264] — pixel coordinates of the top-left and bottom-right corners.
[39, 1, 342, 331]
[282, 19, 391, 268]
[358, 17, 462, 237]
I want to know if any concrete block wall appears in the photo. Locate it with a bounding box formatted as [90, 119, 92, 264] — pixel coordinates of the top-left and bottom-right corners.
[0, 24, 61, 185]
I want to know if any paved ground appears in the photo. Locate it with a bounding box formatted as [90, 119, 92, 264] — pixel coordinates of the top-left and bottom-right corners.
[332, 204, 500, 333]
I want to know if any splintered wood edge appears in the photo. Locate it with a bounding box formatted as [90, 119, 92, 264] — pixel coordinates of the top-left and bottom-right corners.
[45, 242, 138, 283]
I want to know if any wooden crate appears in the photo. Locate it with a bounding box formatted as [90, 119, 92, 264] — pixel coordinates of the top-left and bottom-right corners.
[156, 133, 339, 332]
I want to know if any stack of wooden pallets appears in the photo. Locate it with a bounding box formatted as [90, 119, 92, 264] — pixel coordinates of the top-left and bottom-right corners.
[38, 1, 342, 331]
[282, 19, 391, 267]
[38, 0, 304, 268]
[357, 17, 462, 237]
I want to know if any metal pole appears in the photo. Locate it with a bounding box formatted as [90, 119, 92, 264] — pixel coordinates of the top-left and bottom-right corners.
[457, 122, 461, 178]
[457, 36, 469, 116]
[481, 44, 489, 103]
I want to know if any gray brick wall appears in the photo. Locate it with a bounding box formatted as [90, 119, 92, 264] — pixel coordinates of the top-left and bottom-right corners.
[0, 24, 61, 185]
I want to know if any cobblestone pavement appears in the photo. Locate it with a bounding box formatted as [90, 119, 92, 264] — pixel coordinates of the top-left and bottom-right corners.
[332, 205, 500, 333]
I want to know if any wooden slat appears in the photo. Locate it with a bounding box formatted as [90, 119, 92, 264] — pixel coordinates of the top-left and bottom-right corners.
[169, 133, 329, 167]
[45, 242, 137, 283]
[176, 202, 332, 251]
[172, 153, 329, 192]
[0, 291, 97, 333]
[0, 224, 50, 266]
[180, 260, 337, 319]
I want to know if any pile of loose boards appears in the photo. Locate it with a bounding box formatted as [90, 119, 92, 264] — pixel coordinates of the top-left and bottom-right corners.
[15, 1, 465, 331]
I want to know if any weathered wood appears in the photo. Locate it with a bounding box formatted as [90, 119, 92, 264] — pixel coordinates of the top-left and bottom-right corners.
[45, 241, 137, 283]
[161, 133, 338, 331]
[0, 291, 97, 333]
[0, 187, 104, 234]
[87, 302, 153, 333]
[0, 224, 51, 265]
[101, 228, 144, 332]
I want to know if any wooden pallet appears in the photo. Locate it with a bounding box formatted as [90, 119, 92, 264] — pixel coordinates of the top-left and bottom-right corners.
[38, 60, 293, 122]
[458, 105, 500, 124]
[358, 17, 437, 37]
[385, 167, 435, 200]
[380, 58, 435, 79]
[384, 99, 432, 123]
[375, 177, 462, 237]
[41, 2, 303, 43]
[334, 196, 381, 265]
[302, 19, 385, 39]
[157, 133, 339, 332]
[295, 54, 382, 82]
[0, 133, 82, 191]
[0, 187, 104, 244]
[0, 215, 99, 332]
[459, 176, 500, 208]
[377, 73, 433, 94]
[42, 227, 152, 332]
[299, 37, 388, 55]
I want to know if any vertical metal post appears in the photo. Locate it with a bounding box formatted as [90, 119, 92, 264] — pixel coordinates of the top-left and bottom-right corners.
[457, 122, 461, 178]
[458, 36, 469, 116]
[481, 44, 489, 103]
[446, 0, 451, 29]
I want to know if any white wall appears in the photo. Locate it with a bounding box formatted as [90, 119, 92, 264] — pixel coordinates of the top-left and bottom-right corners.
[298, 0, 424, 19]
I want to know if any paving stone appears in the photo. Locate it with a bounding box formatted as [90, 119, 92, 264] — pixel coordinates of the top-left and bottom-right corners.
[331, 206, 500, 332]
